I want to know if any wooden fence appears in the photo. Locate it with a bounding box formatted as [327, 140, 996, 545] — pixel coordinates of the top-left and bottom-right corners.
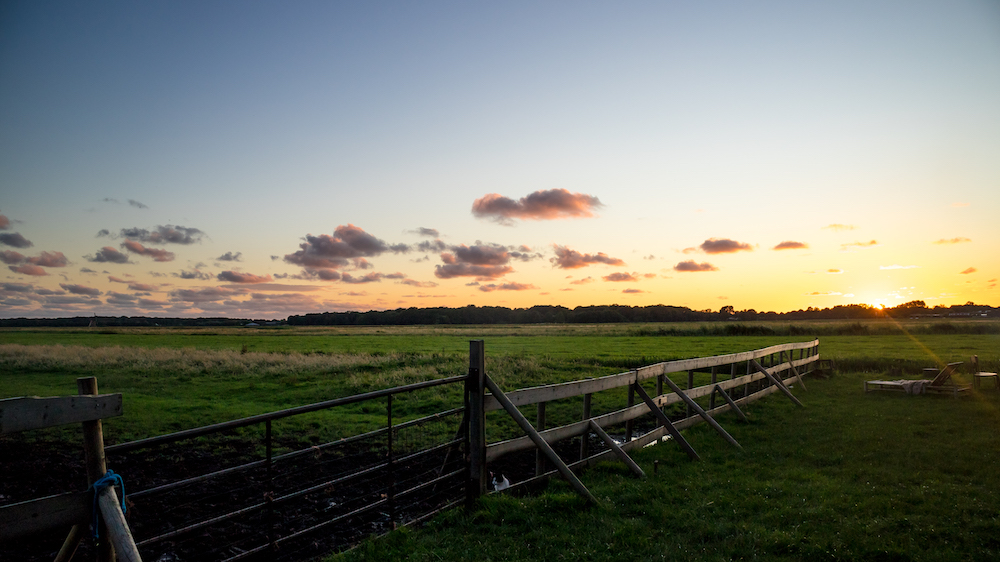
[1, 338, 819, 561]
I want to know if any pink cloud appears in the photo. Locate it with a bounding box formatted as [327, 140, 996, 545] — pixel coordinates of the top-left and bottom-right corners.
[933, 237, 971, 245]
[841, 240, 878, 249]
[128, 283, 158, 291]
[550, 245, 625, 269]
[122, 240, 175, 262]
[700, 238, 753, 254]
[435, 243, 517, 280]
[773, 241, 808, 250]
[622, 288, 646, 294]
[27, 251, 68, 267]
[478, 282, 538, 292]
[823, 224, 857, 231]
[341, 272, 385, 284]
[472, 189, 603, 224]
[8, 264, 47, 276]
[88, 246, 130, 263]
[603, 272, 638, 282]
[0, 214, 8, 229]
[674, 260, 718, 272]
[284, 224, 407, 273]
[569, 277, 594, 285]
[218, 271, 274, 284]
[960, 267, 977, 275]
[0, 250, 25, 264]
[59, 283, 101, 296]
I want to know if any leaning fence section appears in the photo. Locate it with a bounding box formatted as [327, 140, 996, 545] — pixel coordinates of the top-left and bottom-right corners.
[477, 339, 820, 493]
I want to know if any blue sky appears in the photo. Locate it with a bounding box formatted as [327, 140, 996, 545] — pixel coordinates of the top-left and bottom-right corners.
[2, 1, 998, 318]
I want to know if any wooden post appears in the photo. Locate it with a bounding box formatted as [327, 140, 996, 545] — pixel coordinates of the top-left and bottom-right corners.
[686, 370, 694, 418]
[579, 393, 592, 461]
[485, 376, 597, 504]
[709, 366, 717, 409]
[466, 341, 487, 508]
[535, 402, 546, 476]
[656, 374, 664, 413]
[54, 524, 86, 562]
[625, 372, 635, 442]
[78, 376, 114, 562]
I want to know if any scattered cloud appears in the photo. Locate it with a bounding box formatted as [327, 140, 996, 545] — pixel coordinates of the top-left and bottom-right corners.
[823, 224, 857, 231]
[116, 225, 204, 245]
[827, 269, 843, 274]
[218, 271, 274, 284]
[622, 288, 646, 294]
[60, 283, 101, 296]
[806, 291, 843, 296]
[434, 243, 521, 280]
[8, 264, 47, 276]
[603, 272, 638, 282]
[880, 265, 919, 270]
[284, 225, 407, 279]
[128, 282, 158, 291]
[773, 241, 808, 250]
[29, 251, 68, 267]
[472, 189, 603, 225]
[960, 267, 977, 275]
[169, 286, 248, 303]
[400, 278, 439, 288]
[550, 245, 625, 269]
[122, 240, 175, 262]
[478, 282, 538, 292]
[643, 254, 656, 260]
[700, 238, 753, 254]
[174, 269, 212, 280]
[0, 214, 9, 229]
[411, 227, 439, 237]
[0, 250, 25, 264]
[128, 199, 148, 209]
[86, 247, 130, 264]
[217, 251, 243, 262]
[0, 232, 33, 248]
[569, 277, 594, 285]
[673, 260, 718, 272]
[841, 240, 878, 250]
[341, 272, 386, 284]
[933, 237, 971, 245]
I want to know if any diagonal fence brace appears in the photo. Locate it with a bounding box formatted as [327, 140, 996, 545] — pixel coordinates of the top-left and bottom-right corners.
[631, 383, 700, 461]
[660, 377, 742, 451]
[750, 359, 804, 407]
[781, 351, 807, 392]
[712, 385, 747, 422]
[587, 420, 645, 478]
[484, 376, 597, 504]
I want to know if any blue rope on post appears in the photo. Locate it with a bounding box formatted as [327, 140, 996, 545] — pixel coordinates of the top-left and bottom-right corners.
[91, 469, 126, 539]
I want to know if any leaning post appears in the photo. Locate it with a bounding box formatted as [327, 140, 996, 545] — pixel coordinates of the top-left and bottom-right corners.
[466, 340, 487, 508]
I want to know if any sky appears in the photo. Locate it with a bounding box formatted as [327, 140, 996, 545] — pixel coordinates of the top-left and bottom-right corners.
[1, 1, 998, 319]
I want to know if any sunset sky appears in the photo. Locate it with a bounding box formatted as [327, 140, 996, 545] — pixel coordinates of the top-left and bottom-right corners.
[1, 1, 998, 319]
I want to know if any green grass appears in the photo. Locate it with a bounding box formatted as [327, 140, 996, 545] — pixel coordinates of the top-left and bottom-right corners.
[3, 322, 1000, 560]
[338, 370, 1000, 562]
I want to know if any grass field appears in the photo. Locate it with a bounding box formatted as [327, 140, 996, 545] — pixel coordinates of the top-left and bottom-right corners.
[2, 321, 1000, 560]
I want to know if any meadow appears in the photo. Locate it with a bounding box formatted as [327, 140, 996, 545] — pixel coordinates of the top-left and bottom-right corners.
[2, 321, 999, 561]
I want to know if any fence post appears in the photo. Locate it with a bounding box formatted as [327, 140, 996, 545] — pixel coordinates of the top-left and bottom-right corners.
[466, 340, 486, 508]
[535, 402, 546, 476]
[77, 376, 114, 562]
[579, 393, 592, 461]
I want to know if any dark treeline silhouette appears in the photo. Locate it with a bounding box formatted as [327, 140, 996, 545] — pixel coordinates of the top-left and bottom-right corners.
[0, 301, 995, 328]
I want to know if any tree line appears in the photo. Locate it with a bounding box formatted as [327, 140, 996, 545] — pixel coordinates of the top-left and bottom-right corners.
[0, 301, 995, 328]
